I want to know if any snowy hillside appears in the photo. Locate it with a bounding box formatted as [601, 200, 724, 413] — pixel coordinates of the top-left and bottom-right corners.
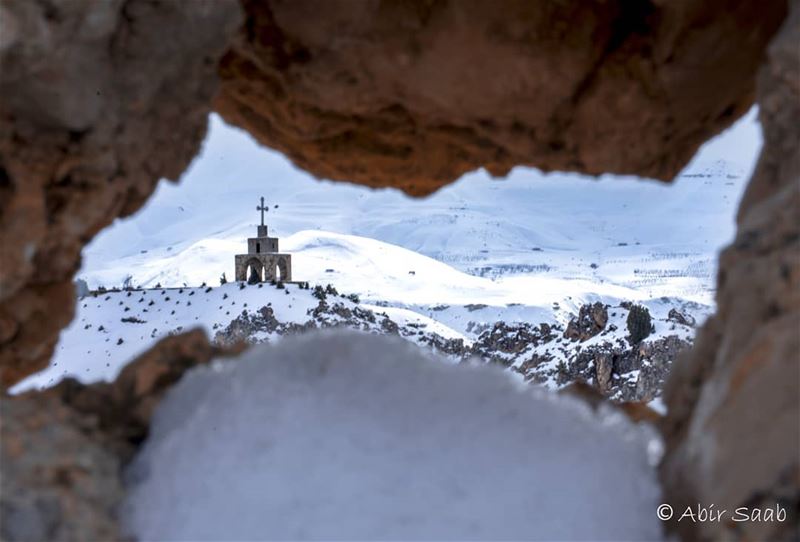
[83, 162, 748, 304]
[74, 224, 713, 329]
[17, 110, 759, 407]
[15, 279, 460, 391]
[16, 247, 701, 408]
[80, 111, 759, 305]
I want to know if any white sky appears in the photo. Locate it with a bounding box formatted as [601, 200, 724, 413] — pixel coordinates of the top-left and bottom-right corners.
[83, 107, 762, 273]
[185, 105, 762, 198]
[684, 107, 761, 172]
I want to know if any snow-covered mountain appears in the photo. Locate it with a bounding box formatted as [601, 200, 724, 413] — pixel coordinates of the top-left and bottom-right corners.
[18, 265, 699, 408]
[18, 110, 759, 404]
[81, 111, 759, 304]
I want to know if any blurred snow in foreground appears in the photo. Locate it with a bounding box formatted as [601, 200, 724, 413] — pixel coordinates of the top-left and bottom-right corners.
[123, 331, 663, 540]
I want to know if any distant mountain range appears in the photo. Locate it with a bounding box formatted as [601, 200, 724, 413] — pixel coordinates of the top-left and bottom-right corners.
[81, 113, 751, 307]
[18, 112, 757, 406]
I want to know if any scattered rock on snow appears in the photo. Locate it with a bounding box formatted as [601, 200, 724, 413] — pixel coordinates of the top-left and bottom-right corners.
[667, 308, 695, 327]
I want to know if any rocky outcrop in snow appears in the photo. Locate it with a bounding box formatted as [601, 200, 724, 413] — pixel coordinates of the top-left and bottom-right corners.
[564, 302, 608, 342]
[215, 296, 468, 361]
[557, 335, 691, 403]
[215, 298, 694, 404]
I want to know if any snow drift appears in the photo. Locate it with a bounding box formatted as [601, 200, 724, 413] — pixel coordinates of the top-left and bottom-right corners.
[123, 331, 663, 540]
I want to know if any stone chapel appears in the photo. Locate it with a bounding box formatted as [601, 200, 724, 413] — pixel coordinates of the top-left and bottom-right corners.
[234, 197, 292, 282]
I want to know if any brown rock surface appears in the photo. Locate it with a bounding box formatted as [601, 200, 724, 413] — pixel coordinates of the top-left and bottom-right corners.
[54, 328, 246, 453]
[215, 0, 785, 195]
[660, 5, 800, 540]
[0, 390, 124, 541]
[560, 381, 662, 424]
[0, 1, 797, 540]
[1, 329, 239, 540]
[594, 353, 613, 393]
[0, 0, 242, 386]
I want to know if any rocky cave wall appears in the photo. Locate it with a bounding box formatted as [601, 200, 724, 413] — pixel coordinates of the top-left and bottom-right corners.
[0, 0, 797, 540]
[215, 0, 784, 195]
[660, 5, 800, 540]
[0, 0, 242, 386]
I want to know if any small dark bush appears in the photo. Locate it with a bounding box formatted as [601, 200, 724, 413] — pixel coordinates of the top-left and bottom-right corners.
[313, 285, 326, 300]
[121, 316, 146, 324]
[626, 304, 652, 344]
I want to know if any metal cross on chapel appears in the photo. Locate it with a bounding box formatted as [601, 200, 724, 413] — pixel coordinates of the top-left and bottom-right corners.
[256, 196, 268, 226]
